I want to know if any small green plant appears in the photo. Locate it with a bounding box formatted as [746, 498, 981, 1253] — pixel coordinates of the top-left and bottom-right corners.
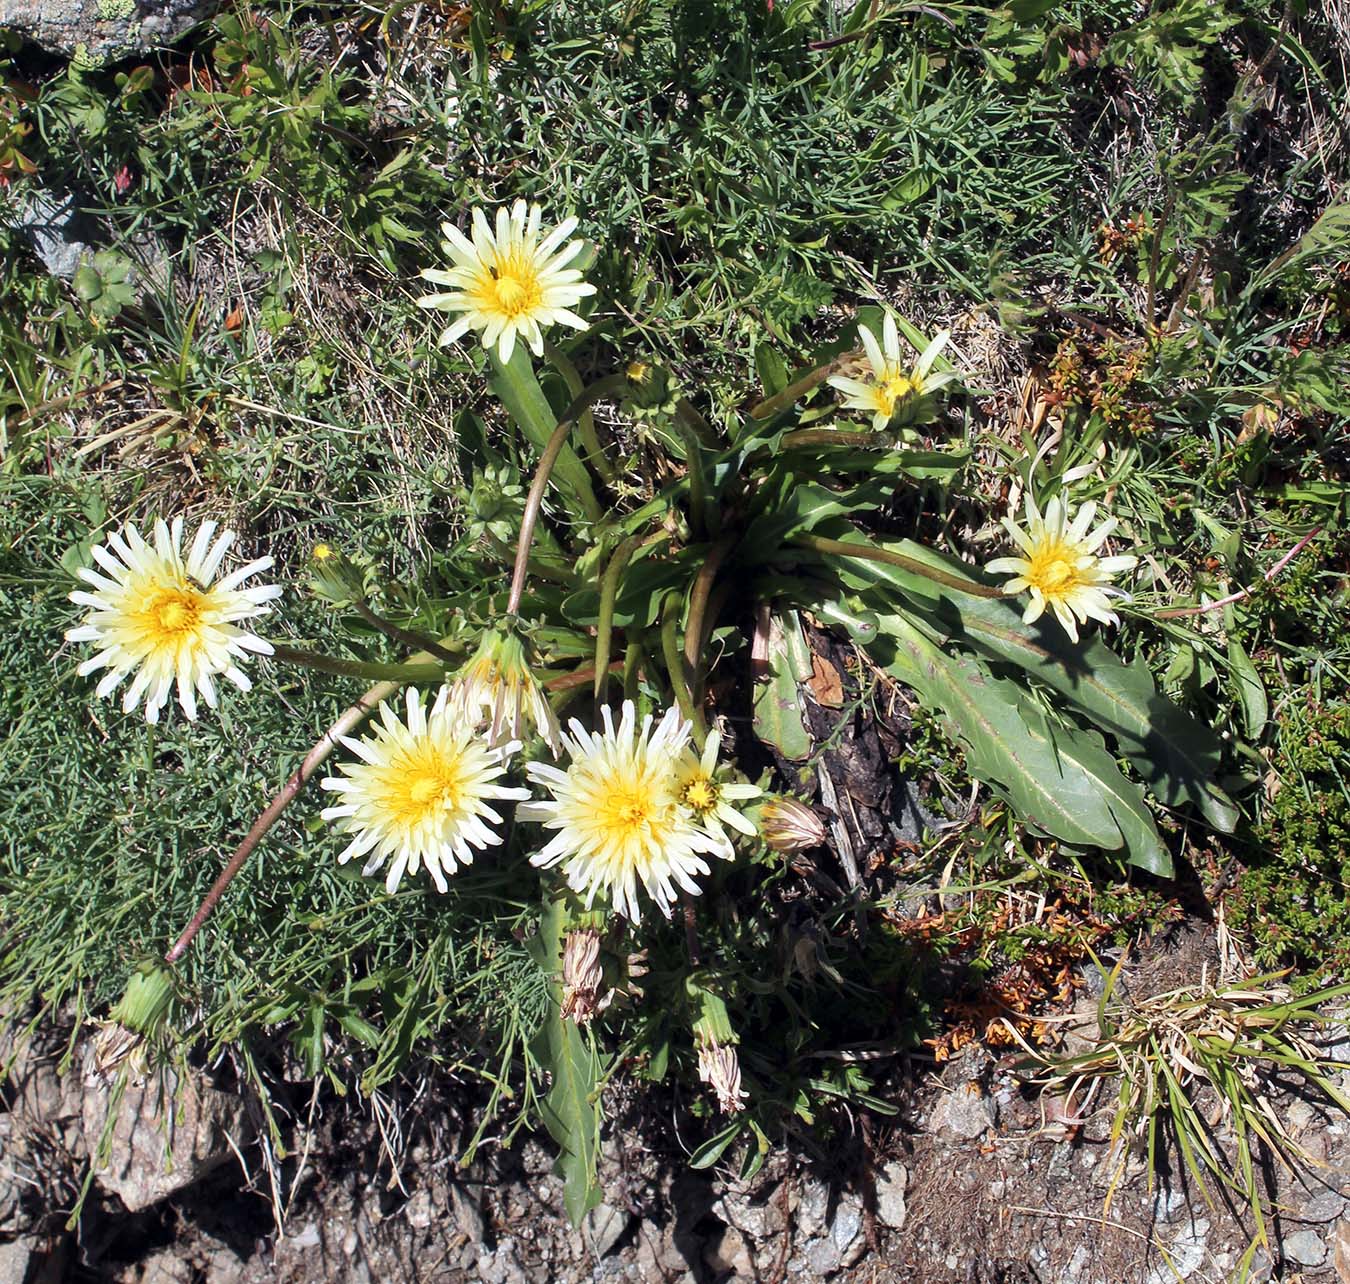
[1011, 960, 1350, 1263]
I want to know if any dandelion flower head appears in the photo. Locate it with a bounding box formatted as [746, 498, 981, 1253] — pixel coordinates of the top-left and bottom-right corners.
[415, 199, 596, 364]
[65, 517, 281, 724]
[454, 627, 562, 757]
[321, 686, 530, 894]
[674, 729, 760, 854]
[827, 312, 954, 430]
[518, 701, 727, 922]
[987, 493, 1139, 641]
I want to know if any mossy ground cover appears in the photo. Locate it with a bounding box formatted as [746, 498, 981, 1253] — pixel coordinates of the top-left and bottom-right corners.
[2, 0, 1348, 1219]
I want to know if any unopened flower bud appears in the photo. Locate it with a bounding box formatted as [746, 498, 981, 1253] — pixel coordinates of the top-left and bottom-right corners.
[697, 1040, 747, 1115]
[560, 929, 609, 1025]
[760, 796, 827, 853]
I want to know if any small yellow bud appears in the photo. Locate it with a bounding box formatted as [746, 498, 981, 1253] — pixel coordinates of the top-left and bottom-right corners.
[312, 543, 333, 561]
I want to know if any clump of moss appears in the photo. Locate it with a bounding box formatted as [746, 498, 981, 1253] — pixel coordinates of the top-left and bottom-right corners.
[1229, 703, 1350, 974]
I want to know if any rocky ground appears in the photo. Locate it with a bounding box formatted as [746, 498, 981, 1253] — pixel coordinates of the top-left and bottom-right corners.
[5, 928, 1350, 1283]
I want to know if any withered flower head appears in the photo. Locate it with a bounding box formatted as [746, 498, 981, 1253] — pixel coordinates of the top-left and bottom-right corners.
[560, 928, 610, 1025]
[697, 1040, 747, 1115]
[760, 796, 827, 853]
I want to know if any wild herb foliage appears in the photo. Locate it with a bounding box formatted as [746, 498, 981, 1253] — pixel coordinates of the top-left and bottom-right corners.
[2, 0, 1349, 1226]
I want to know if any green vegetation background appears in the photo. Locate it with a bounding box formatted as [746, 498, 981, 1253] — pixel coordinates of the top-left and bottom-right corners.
[2, 0, 1347, 1131]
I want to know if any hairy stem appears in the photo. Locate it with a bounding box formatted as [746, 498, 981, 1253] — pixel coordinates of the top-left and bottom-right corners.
[353, 599, 458, 662]
[165, 637, 453, 963]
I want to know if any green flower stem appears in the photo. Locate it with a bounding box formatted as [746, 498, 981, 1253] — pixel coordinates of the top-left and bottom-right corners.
[623, 640, 644, 704]
[683, 534, 735, 705]
[507, 374, 631, 616]
[792, 533, 1006, 599]
[675, 418, 713, 539]
[595, 529, 666, 704]
[545, 339, 616, 483]
[661, 593, 706, 743]
[749, 360, 841, 421]
[164, 637, 455, 965]
[270, 644, 447, 683]
[352, 599, 459, 662]
[675, 397, 720, 449]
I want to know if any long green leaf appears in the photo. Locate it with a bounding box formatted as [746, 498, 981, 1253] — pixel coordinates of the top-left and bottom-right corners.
[878, 614, 1173, 874]
[527, 897, 604, 1226]
[488, 348, 603, 524]
[821, 533, 1238, 832]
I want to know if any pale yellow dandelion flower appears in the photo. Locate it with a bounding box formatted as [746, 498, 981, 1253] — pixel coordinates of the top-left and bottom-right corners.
[320, 686, 530, 894]
[673, 729, 760, 854]
[415, 199, 596, 364]
[987, 494, 1139, 642]
[827, 313, 954, 430]
[518, 701, 725, 923]
[65, 517, 280, 724]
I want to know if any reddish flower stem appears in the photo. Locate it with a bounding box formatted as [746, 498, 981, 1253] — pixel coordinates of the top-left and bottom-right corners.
[1156, 527, 1322, 619]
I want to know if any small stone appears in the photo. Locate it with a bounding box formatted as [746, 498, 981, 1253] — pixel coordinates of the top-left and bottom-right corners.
[1065, 1243, 1091, 1282]
[136, 1249, 193, 1284]
[82, 1066, 252, 1212]
[797, 1178, 830, 1239]
[704, 1225, 752, 1278]
[929, 1082, 996, 1139]
[0, 1239, 34, 1284]
[875, 1163, 907, 1230]
[203, 1246, 244, 1283]
[1152, 1186, 1188, 1224]
[478, 1239, 528, 1284]
[1143, 1218, 1208, 1284]
[448, 1185, 485, 1243]
[289, 1223, 322, 1250]
[1284, 1228, 1327, 1267]
[1332, 1218, 1350, 1282]
[0, 0, 222, 61]
[584, 1203, 631, 1257]
[404, 1188, 434, 1231]
[830, 1196, 862, 1256]
[712, 1181, 787, 1241]
[806, 1236, 842, 1276]
[1299, 1188, 1348, 1222]
[1286, 1100, 1317, 1134]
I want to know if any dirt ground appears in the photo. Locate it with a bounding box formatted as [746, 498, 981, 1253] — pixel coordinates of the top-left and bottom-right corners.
[5, 923, 1350, 1284]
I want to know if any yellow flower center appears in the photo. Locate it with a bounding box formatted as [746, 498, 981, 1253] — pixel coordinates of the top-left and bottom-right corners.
[390, 755, 465, 825]
[871, 367, 913, 418]
[140, 584, 205, 644]
[488, 255, 543, 320]
[1026, 540, 1081, 598]
[683, 777, 719, 813]
[597, 782, 663, 843]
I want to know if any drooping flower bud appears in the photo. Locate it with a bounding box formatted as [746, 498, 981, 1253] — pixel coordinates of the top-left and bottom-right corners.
[92, 962, 176, 1076]
[453, 625, 562, 757]
[759, 796, 827, 853]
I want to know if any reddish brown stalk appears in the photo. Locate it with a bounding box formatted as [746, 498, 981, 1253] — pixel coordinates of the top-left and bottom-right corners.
[165, 676, 401, 964]
[1156, 527, 1322, 620]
